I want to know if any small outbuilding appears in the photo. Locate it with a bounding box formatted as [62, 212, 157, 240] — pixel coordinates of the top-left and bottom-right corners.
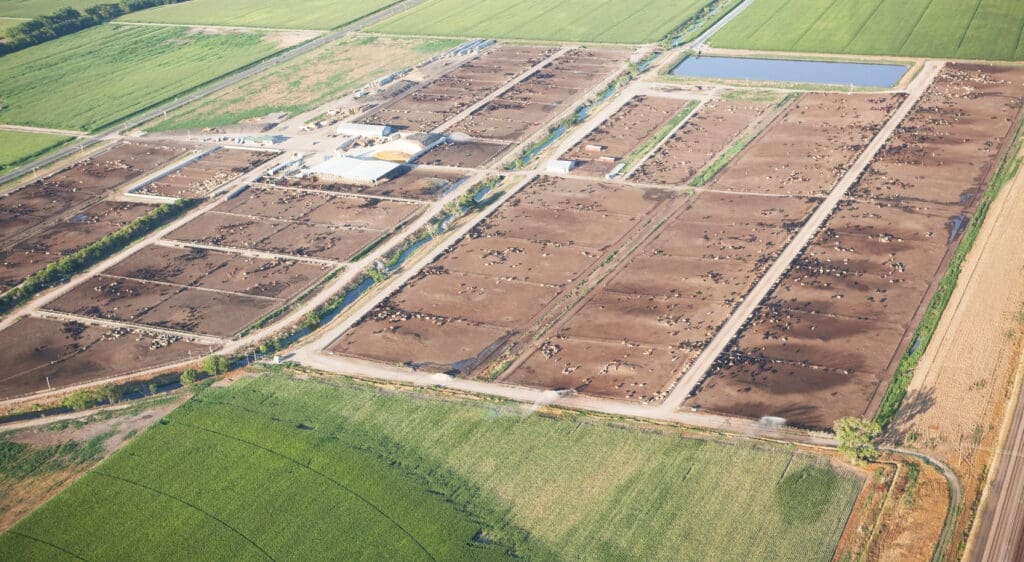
[546, 159, 576, 174]
[336, 123, 394, 138]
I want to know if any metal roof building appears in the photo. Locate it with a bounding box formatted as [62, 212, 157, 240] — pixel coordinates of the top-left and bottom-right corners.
[336, 123, 394, 138]
[309, 157, 401, 185]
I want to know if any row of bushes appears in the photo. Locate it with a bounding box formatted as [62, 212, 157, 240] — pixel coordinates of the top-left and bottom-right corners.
[0, 1, 187, 56]
[0, 198, 197, 314]
[874, 121, 1024, 429]
[60, 354, 229, 411]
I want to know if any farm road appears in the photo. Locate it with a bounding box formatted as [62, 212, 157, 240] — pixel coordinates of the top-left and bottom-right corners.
[0, 0, 429, 186]
[657, 60, 945, 414]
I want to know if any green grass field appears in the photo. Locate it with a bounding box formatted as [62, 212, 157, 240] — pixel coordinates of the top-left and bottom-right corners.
[0, 0, 94, 18]
[151, 35, 458, 132]
[711, 0, 1024, 60]
[121, 0, 398, 30]
[0, 130, 71, 170]
[372, 0, 712, 43]
[0, 373, 864, 560]
[0, 16, 25, 34]
[0, 24, 286, 131]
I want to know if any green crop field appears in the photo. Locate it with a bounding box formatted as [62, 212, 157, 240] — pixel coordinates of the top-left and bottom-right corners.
[372, 0, 713, 43]
[712, 0, 1024, 61]
[0, 24, 286, 132]
[0, 130, 71, 170]
[121, 0, 399, 30]
[0, 0, 94, 18]
[0, 373, 864, 560]
[151, 35, 459, 132]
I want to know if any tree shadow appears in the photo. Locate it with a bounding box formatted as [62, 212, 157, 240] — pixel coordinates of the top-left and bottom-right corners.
[883, 386, 937, 445]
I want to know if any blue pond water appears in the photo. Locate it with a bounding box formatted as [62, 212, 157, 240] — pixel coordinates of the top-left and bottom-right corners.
[671, 56, 907, 88]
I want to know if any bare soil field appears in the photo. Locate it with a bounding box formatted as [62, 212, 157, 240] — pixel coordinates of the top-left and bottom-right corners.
[633, 99, 771, 185]
[44, 246, 329, 337]
[562, 95, 693, 177]
[0, 142, 189, 244]
[0, 201, 153, 291]
[0, 317, 206, 399]
[454, 48, 628, 141]
[689, 64, 1024, 429]
[329, 175, 671, 373]
[416, 140, 510, 168]
[272, 166, 466, 200]
[136, 148, 277, 199]
[166, 184, 422, 262]
[710, 93, 904, 196]
[361, 46, 556, 132]
[503, 191, 816, 402]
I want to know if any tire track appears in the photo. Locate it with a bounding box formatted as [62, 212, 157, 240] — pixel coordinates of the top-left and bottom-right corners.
[173, 421, 437, 561]
[7, 531, 88, 561]
[92, 471, 275, 561]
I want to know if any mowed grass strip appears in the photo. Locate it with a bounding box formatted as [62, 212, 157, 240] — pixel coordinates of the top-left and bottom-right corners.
[0, 374, 864, 560]
[0, 0, 94, 18]
[372, 0, 712, 43]
[0, 24, 285, 131]
[151, 35, 460, 132]
[0, 130, 71, 170]
[120, 0, 400, 30]
[711, 0, 1024, 61]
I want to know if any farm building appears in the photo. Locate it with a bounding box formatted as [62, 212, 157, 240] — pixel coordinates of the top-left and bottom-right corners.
[546, 159, 576, 173]
[336, 123, 394, 138]
[308, 156, 401, 185]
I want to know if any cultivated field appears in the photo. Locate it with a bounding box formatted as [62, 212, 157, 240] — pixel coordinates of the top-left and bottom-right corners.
[373, 0, 713, 44]
[0, 130, 71, 171]
[330, 175, 672, 373]
[0, 374, 864, 560]
[0, 142, 190, 290]
[689, 64, 1024, 429]
[151, 35, 458, 132]
[0, 317, 207, 400]
[121, 0, 398, 30]
[711, 0, 1024, 60]
[0, 1, 94, 18]
[0, 25, 290, 131]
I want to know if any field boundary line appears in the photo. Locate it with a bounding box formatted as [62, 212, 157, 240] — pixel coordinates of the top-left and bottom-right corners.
[895, 0, 936, 54]
[93, 470, 276, 561]
[6, 531, 87, 561]
[788, 1, 836, 52]
[953, 0, 986, 57]
[841, 0, 885, 52]
[733, 0, 796, 47]
[175, 421, 437, 561]
[109, 20, 325, 34]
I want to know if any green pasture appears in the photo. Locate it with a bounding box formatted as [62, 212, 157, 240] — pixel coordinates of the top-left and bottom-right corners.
[0, 130, 70, 170]
[0, 0, 94, 18]
[120, 0, 399, 30]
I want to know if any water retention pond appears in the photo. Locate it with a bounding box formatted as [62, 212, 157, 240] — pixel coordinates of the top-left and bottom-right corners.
[671, 55, 907, 88]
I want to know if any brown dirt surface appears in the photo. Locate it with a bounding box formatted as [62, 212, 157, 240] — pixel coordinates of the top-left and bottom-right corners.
[690, 64, 1024, 430]
[633, 98, 771, 185]
[867, 460, 950, 562]
[362, 46, 557, 132]
[417, 140, 510, 168]
[506, 191, 816, 403]
[137, 148, 277, 198]
[217, 186, 421, 230]
[0, 398, 184, 532]
[329, 175, 669, 374]
[711, 93, 904, 196]
[0, 317, 207, 399]
[562, 95, 693, 177]
[0, 201, 154, 291]
[454, 48, 628, 142]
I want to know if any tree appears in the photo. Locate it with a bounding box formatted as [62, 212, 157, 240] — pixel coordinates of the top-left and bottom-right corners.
[201, 355, 230, 376]
[62, 390, 97, 411]
[834, 417, 882, 465]
[180, 368, 198, 385]
[96, 383, 124, 405]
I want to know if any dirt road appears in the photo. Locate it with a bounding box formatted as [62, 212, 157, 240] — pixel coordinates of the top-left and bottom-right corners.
[656, 60, 944, 414]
